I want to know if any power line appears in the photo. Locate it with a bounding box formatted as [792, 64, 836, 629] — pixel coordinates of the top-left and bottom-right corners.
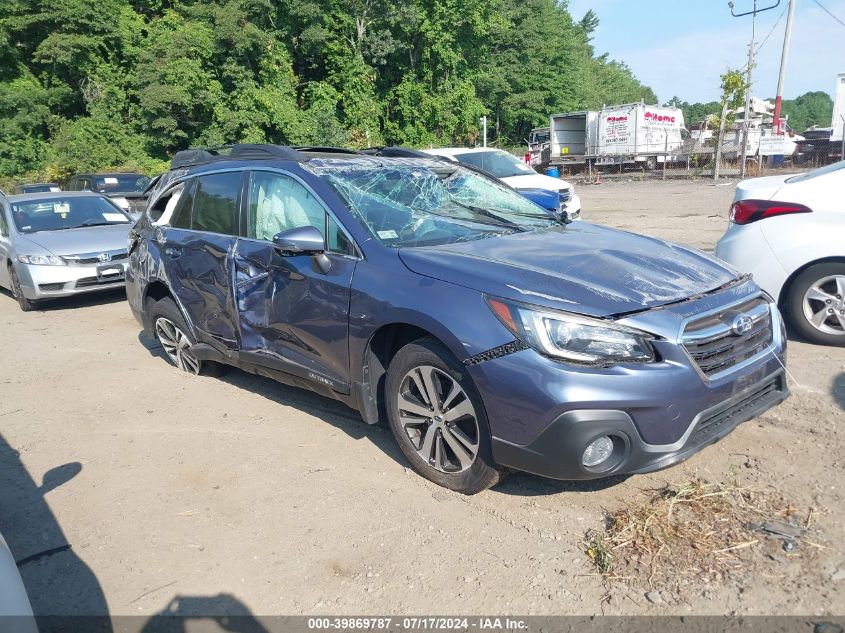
[755, 5, 788, 53]
[812, 0, 845, 29]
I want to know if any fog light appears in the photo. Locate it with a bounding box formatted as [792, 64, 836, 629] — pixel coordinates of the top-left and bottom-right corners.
[582, 436, 614, 467]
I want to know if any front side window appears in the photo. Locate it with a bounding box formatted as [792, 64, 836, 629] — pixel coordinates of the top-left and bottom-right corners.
[10, 196, 130, 233]
[191, 172, 242, 235]
[247, 172, 326, 241]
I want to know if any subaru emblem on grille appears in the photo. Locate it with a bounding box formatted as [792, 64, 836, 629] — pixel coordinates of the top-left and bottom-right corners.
[98, 253, 111, 262]
[730, 313, 753, 336]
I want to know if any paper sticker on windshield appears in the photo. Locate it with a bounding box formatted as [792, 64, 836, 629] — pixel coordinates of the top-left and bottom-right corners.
[53, 202, 70, 215]
[102, 213, 126, 222]
[49, 187, 61, 192]
[377, 230, 399, 239]
[104, 177, 119, 185]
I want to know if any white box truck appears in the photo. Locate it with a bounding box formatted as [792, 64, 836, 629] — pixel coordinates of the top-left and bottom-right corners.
[595, 103, 686, 169]
[531, 103, 687, 171]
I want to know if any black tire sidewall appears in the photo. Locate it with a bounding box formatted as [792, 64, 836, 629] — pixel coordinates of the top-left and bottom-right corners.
[786, 262, 845, 346]
[385, 338, 502, 494]
[148, 297, 201, 370]
[9, 266, 34, 312]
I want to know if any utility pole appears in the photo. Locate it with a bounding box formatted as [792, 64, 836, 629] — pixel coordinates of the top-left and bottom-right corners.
[480, 116, 487, 148]
[740, 7, 755, 179]
[773, 0, 797, 134]
[729, 0, 780, 178]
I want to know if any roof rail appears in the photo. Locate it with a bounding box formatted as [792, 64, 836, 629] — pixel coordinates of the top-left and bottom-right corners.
[169, 144, 308, 169]
[292, 146, 362, 156]
[360, 146, 445, 160]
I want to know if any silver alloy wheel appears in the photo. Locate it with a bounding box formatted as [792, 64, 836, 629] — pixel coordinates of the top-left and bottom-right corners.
[154, 317, 201, 374]
[802, 274, 845, 336]
[397, 365, 479, 474]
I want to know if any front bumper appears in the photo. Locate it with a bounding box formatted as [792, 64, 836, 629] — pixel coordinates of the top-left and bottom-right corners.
[563, 193, 581, 221]
[469, 289, 789, 481]
[16, 262, 127, 300]
[490, 370, 788, 480]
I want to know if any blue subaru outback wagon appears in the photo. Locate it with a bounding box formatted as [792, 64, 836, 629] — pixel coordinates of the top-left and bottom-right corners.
[127, 145, 789, 494]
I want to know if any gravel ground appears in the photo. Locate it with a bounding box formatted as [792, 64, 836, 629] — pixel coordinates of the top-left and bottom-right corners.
[0, 179, 843, 622]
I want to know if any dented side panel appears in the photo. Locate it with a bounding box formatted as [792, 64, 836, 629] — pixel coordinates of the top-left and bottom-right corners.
[233, 238, 356, 391]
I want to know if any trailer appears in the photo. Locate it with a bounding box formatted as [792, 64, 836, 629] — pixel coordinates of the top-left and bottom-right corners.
[530, 103, 687, 171]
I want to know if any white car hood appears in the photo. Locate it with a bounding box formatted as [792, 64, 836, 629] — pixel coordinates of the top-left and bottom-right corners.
[502, 173, 573, 192]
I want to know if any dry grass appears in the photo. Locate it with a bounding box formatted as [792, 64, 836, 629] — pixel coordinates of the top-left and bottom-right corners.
[583, 476, 819, 592]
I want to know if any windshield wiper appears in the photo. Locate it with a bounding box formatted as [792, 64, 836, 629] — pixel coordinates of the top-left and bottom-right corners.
[78, 219, 126, 228]
[453, 204, 527, 232]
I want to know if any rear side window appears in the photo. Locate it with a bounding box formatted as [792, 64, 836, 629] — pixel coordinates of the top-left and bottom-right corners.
[169, 179, 195, 229]
[192, 172, 242, 235]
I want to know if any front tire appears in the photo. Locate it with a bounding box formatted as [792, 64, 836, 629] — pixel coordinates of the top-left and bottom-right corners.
[9, 265, 35, 312]
[785, 263, 845, 346]
[148, 297, 221, 375]
[385, 337, 505, 494]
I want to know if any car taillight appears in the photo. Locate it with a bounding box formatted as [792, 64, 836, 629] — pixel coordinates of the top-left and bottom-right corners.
[730, 199, 812, 225]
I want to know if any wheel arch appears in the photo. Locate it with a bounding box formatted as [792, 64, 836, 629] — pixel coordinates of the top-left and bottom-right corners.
[777, 256, 845, 308]
[358, 322, 455, 426]
[141, 280, 196, 338]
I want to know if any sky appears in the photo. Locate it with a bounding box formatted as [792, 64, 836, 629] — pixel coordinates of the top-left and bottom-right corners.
[567, 0, 844, 104]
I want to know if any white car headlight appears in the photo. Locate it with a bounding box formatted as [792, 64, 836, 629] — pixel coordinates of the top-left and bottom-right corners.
[17, 254, 65, 266]
[487, 297, 655, 365]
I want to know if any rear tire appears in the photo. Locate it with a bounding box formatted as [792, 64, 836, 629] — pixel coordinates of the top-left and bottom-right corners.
[385, 337, 505, 494]
[9, 265, 35, 312]
[148, 297, 224, 375]
[785, 262, 845, 346]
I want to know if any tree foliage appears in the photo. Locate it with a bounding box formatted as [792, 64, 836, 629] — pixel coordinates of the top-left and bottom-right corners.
[0, 0, 656, 179]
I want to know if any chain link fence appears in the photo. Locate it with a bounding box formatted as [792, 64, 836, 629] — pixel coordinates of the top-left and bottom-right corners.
[500, 137, 841, 184]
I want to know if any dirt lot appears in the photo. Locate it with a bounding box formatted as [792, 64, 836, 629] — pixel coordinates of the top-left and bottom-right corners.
[1, 180, 843, 620]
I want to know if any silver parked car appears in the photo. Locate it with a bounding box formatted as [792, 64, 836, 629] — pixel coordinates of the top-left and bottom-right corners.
[0, 191, 133, 311]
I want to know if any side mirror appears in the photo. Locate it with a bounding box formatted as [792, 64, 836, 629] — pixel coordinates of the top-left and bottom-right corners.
[272, 226, 326, 256]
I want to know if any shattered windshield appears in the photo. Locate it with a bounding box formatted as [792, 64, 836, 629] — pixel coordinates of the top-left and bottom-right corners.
[310, 158, 556, 248]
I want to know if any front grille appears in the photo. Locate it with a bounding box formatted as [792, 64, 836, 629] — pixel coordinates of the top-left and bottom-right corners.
[76, 274, 125, 288]
[558, 188, 572, 203]
[38, 282, 66, 292]
[690, 374, 784, 446]
[63, 251, 128, 265]
[681, 296, 773, 378]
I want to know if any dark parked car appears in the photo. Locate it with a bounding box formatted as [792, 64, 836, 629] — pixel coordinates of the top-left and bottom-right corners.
[15, 183, 61, 194]
[127, 144, 789, 494]
[67, 172, 151, 218]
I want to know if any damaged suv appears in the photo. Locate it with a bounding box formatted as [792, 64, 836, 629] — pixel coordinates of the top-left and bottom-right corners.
[127, 145, 789, 494]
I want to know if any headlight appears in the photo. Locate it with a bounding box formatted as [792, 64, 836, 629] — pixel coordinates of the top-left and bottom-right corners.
[17, 254, 64, 266]
[486, 296, 655, 365]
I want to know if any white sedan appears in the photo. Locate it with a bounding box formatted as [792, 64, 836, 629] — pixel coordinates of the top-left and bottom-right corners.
[422, 147, 582, 219]
[715, 161, 845, 346]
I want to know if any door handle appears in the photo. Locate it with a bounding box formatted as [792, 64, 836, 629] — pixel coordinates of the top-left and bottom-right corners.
[165, 246, 182, 258]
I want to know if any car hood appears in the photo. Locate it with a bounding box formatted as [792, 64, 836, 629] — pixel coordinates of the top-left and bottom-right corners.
[16, 224, 132, 257]
[398, 223, 738, 317]
[503, 172, 573, 192]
